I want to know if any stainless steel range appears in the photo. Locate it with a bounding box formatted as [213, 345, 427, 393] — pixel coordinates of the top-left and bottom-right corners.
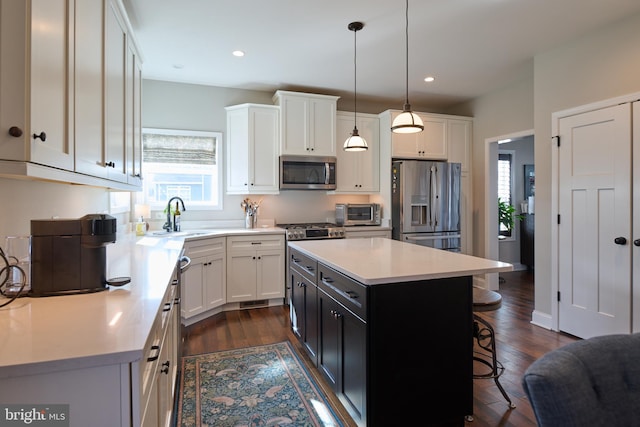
[277, 222, 345, 241]
[278, 222, 345, 312]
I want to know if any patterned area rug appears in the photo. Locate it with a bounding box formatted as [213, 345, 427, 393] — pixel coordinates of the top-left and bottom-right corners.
[177, 341, 345, 426]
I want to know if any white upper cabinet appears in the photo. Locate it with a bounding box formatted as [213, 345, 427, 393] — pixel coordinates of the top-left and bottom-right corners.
[335, 111, 380, 193]
[273, 90, 339, 156]
[382, 110, 448, 160]
[0, 0, 74, 171]
[75, 0, 106, 178]
[226, 104, 280, 194]
[0, 0, 141, 189]
[447, 118, 472, 172]
[104, 0, 128, 183]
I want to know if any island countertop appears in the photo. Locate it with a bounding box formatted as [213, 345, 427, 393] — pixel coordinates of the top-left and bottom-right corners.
[288, 237, 513, 285]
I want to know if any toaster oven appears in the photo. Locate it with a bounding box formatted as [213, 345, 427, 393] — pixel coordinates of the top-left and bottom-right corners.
[335, 203, 381, 226]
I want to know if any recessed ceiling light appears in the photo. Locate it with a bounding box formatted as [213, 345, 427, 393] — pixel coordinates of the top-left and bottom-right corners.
[232, 50, 245, 57]
[424, 76, 435, 83]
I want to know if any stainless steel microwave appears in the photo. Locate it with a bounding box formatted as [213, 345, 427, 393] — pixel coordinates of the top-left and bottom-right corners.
[279, 155, 336, 190]
[335, 203, 381, 226]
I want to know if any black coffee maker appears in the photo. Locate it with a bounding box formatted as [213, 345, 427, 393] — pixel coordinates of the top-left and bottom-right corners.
[30, 214, 117, 296]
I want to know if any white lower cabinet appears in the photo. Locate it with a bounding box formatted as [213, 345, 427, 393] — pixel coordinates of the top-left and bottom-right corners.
[139, 277, 180, 427]
[227, 235, 285, 303]
[181, 237, 226, 320]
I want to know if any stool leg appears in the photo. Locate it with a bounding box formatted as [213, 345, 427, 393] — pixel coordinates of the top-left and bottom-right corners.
[473, 314, 516, 409]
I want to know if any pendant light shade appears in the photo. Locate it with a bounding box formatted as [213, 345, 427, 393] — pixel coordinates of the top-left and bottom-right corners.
[344, 21, 368, 152]
[391, 0, 424, 134]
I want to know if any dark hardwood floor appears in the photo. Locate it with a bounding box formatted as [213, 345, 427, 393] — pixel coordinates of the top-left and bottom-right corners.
[181, 270, 579, 426]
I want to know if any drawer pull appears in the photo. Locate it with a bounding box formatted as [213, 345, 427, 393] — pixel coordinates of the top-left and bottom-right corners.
[161, 361, 170, 374]
[147, 345, 160, 362]
[345, 290, 359, 299]
[163, 302, 171, 312]
[32, 131, 46, 141]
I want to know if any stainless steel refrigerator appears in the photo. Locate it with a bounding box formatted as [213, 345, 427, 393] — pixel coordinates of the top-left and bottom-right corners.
[391, 160, 461, 251]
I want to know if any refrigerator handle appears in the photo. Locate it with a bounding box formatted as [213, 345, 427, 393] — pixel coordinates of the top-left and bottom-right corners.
[430, 165, 439, 227]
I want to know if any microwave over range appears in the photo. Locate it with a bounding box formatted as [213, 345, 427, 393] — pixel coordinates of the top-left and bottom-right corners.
[279, 155, 336, 190]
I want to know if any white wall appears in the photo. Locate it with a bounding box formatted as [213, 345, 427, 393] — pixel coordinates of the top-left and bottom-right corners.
[450, 11, 640, 321]
[141, 80, 370, 229]
[532, 12, 640, 316]
[0, 178, 110, 241]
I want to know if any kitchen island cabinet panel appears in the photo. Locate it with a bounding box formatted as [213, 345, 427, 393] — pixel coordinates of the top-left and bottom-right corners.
[367, 277, 473, 425]
[317, 284, 367, 424]
[289, 248, 320, 364]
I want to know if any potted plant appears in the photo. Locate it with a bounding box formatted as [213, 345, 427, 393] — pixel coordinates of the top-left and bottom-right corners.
[498, 198, 524, 236]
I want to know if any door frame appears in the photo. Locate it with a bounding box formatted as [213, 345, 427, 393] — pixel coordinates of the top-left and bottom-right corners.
[550, 91, 640, 332]
[484, 129, 533, 290]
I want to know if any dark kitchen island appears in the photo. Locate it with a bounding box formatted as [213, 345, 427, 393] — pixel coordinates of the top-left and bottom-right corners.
[287, 238, 513, 427]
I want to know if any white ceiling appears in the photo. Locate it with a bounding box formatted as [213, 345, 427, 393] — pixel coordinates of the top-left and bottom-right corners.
[122, 0, 640, 111]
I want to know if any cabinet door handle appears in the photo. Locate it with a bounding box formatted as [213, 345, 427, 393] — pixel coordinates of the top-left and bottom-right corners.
[161, 361, 170, 374]
[8, 126, 22, 137]
[163, 302, 171, 312]
[614, 237, 627, 245]
[32, 131, 46, 141]
[105, 161, 115, 168]
[147, 345, 161, 362]
[635, 239, 640, 247]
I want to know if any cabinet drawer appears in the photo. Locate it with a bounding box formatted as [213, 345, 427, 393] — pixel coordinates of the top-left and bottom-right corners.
[318, 264, 367, 321]
[227, 234, 285, 252]
[184, 237, 225, 258]
[289, 248, 317, 283]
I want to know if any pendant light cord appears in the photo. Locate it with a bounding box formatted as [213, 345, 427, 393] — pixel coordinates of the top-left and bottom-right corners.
[353, 25, 358, 126]
[404, 0, 409, 106]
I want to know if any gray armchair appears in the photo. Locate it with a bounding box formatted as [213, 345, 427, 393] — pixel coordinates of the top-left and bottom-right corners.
[522, 333, 640, 427]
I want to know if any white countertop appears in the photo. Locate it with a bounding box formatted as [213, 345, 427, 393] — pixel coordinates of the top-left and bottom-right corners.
[289, 238, 513, 285]
[0, 227, 285, 378]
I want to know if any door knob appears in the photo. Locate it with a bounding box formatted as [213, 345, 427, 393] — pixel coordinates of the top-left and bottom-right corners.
[614, 237, 627, 245]
[634, 239, 640, 247]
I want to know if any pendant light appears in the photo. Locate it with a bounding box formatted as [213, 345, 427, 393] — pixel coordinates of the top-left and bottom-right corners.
[343, 21, 368, 152]
[391, 0, 424, 134]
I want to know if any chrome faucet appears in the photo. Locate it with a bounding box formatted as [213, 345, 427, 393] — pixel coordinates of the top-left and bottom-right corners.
[162, 197, 186, 232]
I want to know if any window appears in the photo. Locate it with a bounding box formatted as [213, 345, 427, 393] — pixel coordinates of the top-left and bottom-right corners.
[142, 128, 222, 210]
[498, 150, 515, 237]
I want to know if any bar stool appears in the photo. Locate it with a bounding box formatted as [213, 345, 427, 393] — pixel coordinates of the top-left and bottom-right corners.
[471, 287, 516, 409]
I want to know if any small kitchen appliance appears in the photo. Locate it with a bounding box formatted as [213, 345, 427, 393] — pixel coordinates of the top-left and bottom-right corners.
[30, 214, 117, 296]
[335, 203, 381, 226]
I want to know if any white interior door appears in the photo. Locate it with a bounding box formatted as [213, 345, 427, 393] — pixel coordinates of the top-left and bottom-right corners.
[633, 101, 640, 333]
[558, 103, 631, 339]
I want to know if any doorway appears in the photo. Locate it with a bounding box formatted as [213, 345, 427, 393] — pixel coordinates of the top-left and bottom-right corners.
[484, 129, 534, 290]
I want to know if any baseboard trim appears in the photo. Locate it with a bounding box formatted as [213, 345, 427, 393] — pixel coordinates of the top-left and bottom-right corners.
[531, 309, 553, 330]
